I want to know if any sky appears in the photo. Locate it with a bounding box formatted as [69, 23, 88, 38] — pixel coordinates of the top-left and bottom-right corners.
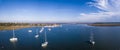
[0, 0, 119, 23]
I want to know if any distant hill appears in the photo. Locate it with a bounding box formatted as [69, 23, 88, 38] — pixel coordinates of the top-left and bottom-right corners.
[88, 22, 120, 26]
[92, 22, 120, 24]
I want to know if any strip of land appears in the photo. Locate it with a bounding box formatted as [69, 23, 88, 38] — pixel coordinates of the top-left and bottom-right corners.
[0, 23, 60, 30]
[88, 22, 120, 26]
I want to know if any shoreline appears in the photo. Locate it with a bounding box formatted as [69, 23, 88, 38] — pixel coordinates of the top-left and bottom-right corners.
[88, 24, 120, 26]
[0, 23, 60, 30]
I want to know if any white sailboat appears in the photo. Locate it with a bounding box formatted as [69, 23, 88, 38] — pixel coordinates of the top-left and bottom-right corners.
[10, 29, 18, 42]
[35, 29, 39, 38]
[41, 31, 48, 48]
[90, 32, 95, 45]
[48, 28, 51, 31]
[28, 30, 32, 33]
[40, 27, 44, 33]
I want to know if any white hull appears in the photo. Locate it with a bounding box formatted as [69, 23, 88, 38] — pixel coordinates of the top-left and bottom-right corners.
[28, 30, 32, 32]
[10, 37, 18, 42]
[35, 35, 39, 38]
[41, 42, 48, 47]
[40, 27, 44, 33]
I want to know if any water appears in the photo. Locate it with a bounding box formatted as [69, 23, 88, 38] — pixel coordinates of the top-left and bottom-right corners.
[0, 24, 120, 50]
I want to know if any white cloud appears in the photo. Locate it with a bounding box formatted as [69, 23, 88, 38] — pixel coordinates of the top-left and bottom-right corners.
[79, 0, 120, 22]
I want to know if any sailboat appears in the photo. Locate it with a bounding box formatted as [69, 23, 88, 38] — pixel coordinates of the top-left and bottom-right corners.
[35, 29, 39, 38]
[41, 31, 48, 48]
[28, 30, 32, 33]
[48, 28, 51, 31]
[10, 29, 18, 42]
[40, 27, 44, 33]
[89, 32, 95, 45]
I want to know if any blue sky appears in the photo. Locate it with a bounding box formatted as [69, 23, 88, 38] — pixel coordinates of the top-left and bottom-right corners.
[0, 0, 119, 23]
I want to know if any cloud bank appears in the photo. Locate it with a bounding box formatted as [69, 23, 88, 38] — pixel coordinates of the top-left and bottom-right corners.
[79, 0, 120, 22]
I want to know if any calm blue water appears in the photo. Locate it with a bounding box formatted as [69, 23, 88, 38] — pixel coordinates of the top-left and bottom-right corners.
[0, 24, 120, 50]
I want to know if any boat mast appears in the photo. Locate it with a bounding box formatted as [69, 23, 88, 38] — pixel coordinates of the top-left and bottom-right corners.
[13, 28, 15, 38]
[90, 32, 94, 41]
[36, 29, 38, 34]
[45, 31, 47, 42]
